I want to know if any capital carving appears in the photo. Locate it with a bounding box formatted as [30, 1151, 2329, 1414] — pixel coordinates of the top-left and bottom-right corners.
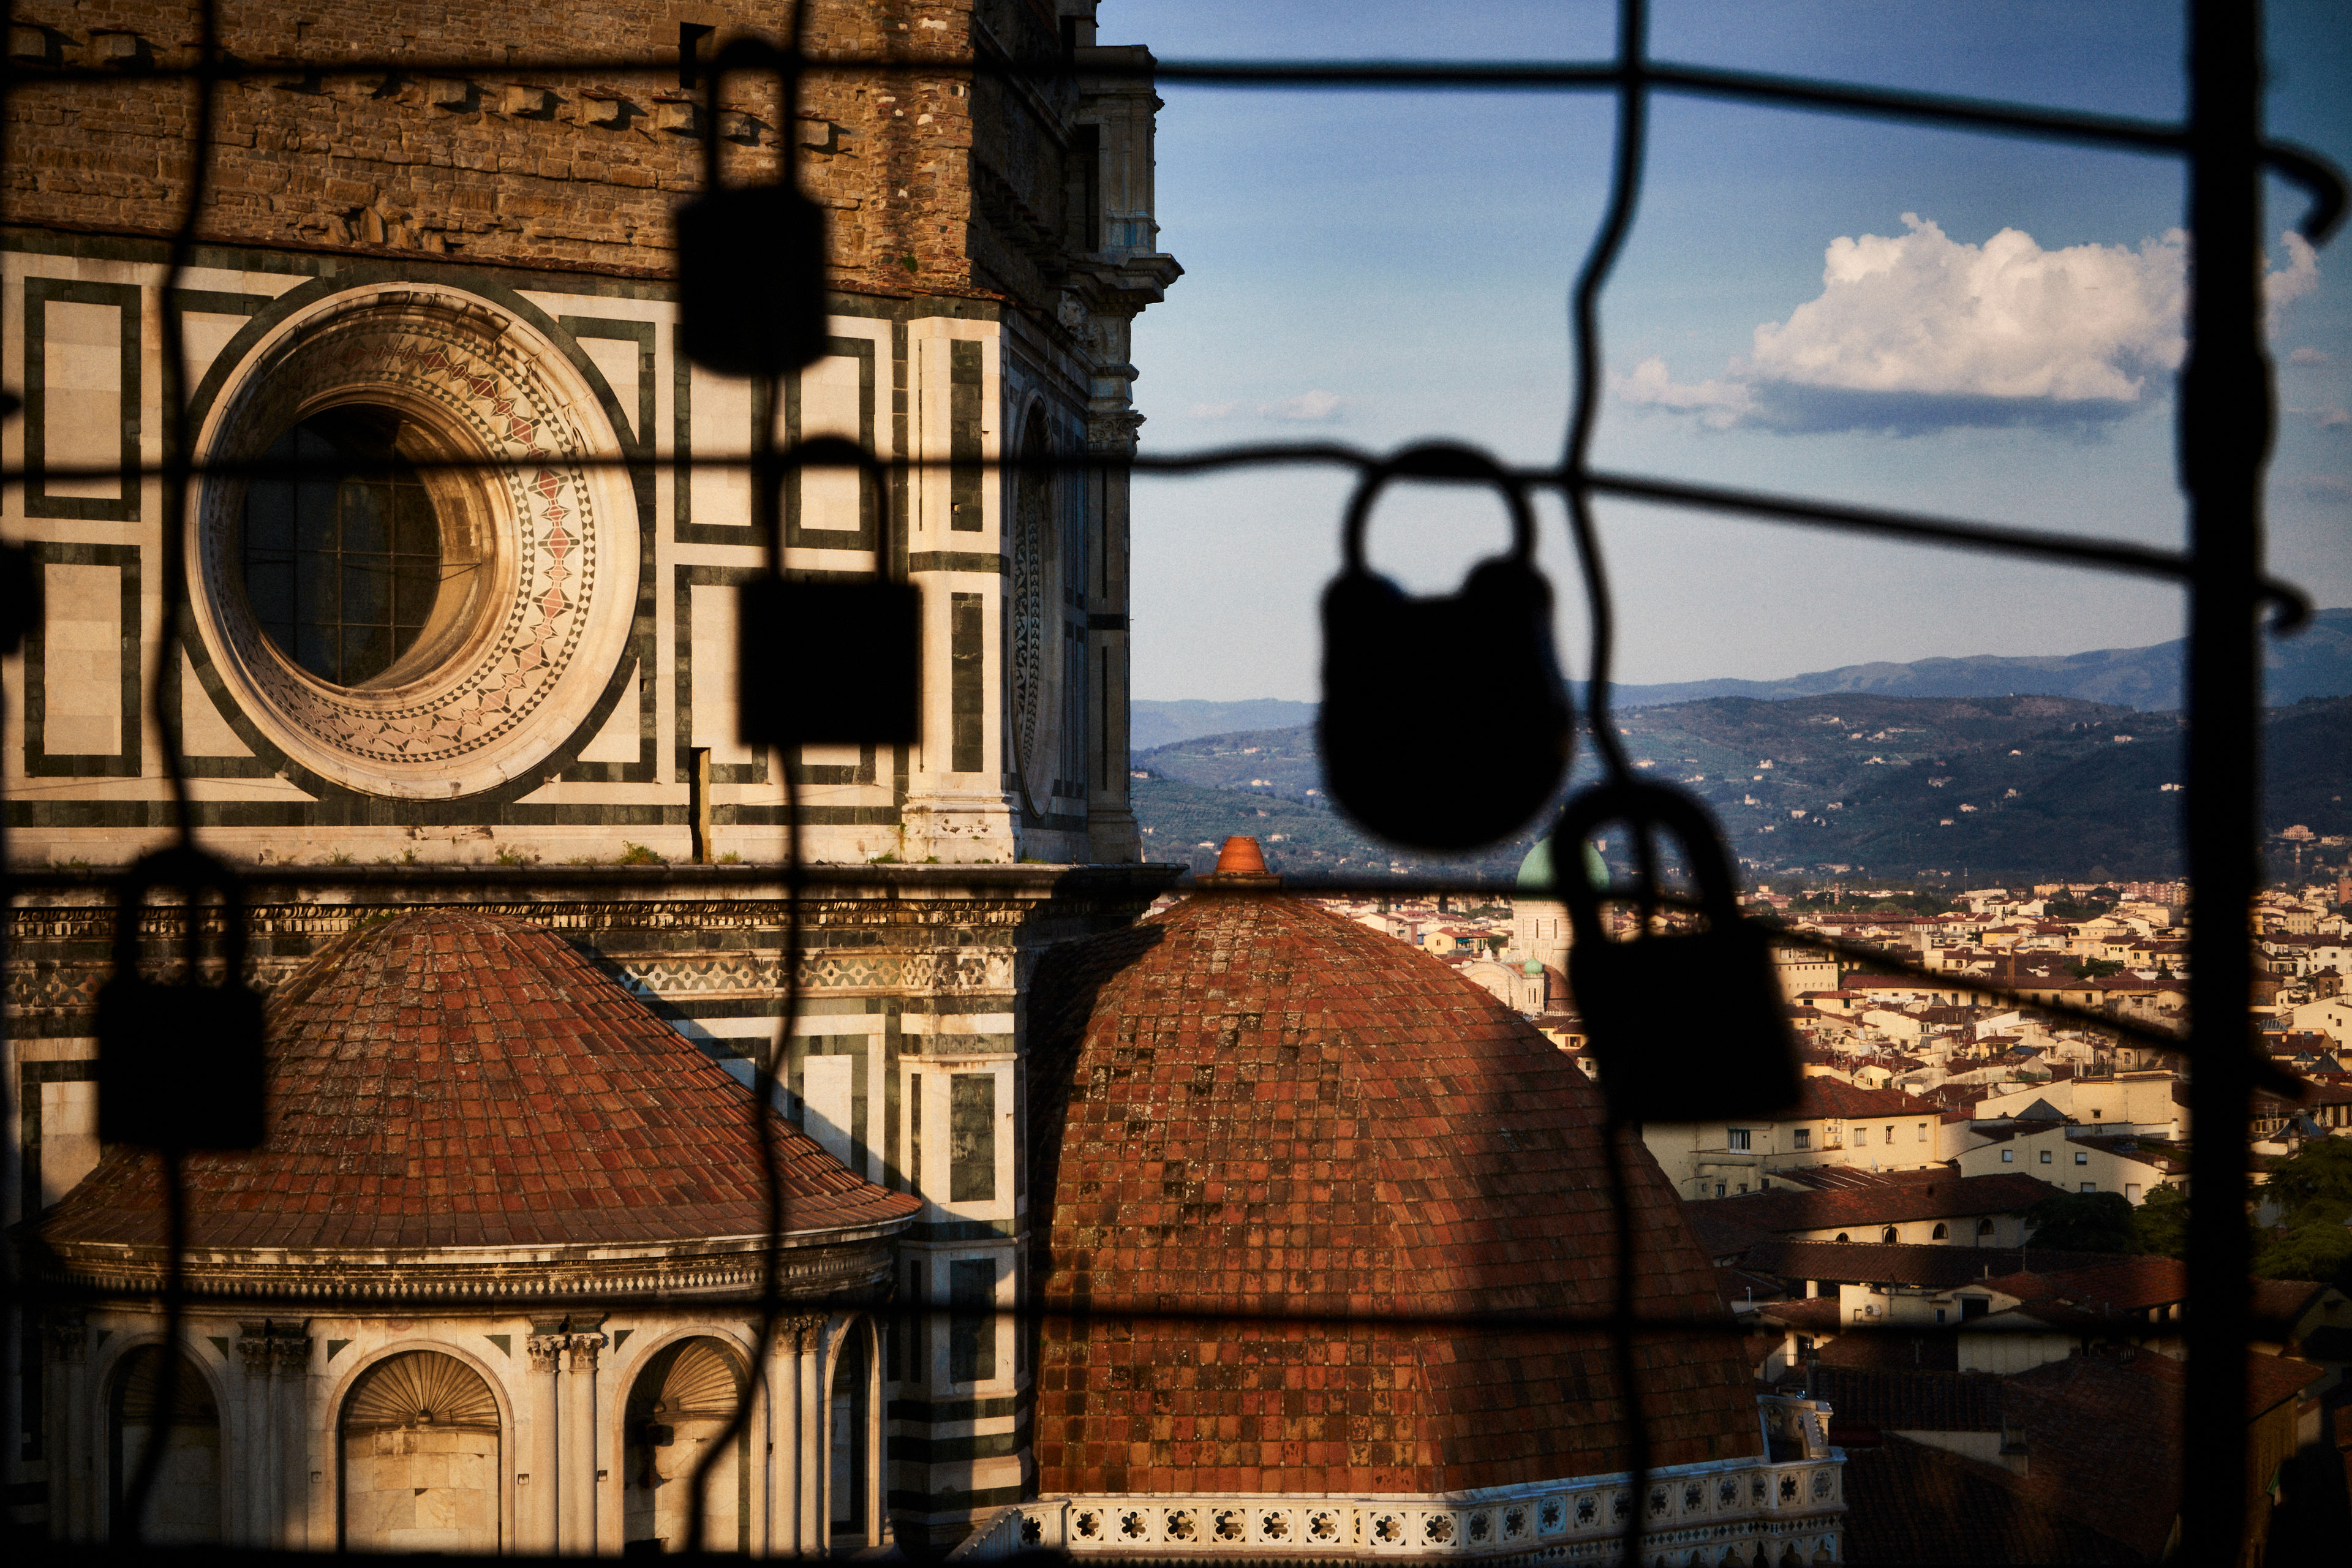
[775, 1313, 829, 1355]
[527, 1334, 567, 1374]
[564, 1333, 605, 1374]
[237, 1333, 275, 1375]
[48, 1313, 86, 1364]
[270, 1335, 312, 1372]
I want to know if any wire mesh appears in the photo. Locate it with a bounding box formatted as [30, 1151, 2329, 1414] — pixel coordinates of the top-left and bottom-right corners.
[0, 0, 2343, 1562]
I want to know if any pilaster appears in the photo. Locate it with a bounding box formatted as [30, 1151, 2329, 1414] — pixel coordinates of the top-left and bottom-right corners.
[47, 1313, 88, 1542]
[235, 1325, 275, 1547]
[268, 1328, 312, 1550]
[524, 1332, 564, 1553]
[560, 1331, 604, 1553]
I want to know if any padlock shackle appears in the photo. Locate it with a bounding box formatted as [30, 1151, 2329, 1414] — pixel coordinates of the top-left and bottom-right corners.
[1340, 442, 1539, 579]
[1548, 780, 1744, 950]
[110, 843, 250, 989]
[699, 26, 809, 195]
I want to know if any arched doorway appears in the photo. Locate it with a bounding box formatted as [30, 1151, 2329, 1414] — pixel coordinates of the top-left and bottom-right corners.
[622, 1336, 746, 1553]
[109, 1346, 221, 1544]
[339, 1350, 501, 1551]
[829, 1324, 873, 1547]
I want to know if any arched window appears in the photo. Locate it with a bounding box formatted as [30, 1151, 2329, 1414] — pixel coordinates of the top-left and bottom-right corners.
[241, 408, 454, 687]
[1880, 1226, 1898, 1244]
[341, 1351, 501, 1552]
[624, 1338, 745, 1554]
[1977, 1218, 1996, 1238]
[1931, 1223, 1948, 1240]
[110, 1346, 221, 1544]
[1834, 1232, 1850, 1243]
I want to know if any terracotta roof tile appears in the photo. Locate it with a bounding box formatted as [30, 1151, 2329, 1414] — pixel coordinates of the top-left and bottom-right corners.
[1024, 892, 1758, 1498]
[1686, 1172, 2060, 1235]
[40, 912, 919, 1251]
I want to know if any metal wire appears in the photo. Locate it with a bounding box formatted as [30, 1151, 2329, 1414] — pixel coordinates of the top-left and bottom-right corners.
[0, 1, 2339, 1562]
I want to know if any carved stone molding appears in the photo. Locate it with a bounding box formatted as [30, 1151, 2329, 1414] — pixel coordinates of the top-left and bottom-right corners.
[775, 1312, 829, 1355]
[526, 1333, 567, 1374]
[564, 1332, 606, 1374]
[186, 284, 638, 799]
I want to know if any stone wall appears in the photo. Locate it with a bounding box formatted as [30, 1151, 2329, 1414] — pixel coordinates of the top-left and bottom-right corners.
[4, 0, 1009, 292]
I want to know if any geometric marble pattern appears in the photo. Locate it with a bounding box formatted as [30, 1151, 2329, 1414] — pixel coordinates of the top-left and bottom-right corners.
[192, 287, 625, 794]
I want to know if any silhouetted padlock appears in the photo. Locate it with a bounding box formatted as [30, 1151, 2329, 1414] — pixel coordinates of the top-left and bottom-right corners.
[676, 42, 827, 377]
[1552, 780, 1801, 1124]
[738, 437, 920, 747]
[1319, 443, 1574, 851]
[0, 538, 42, 657]
[96, 846, 268, 1150]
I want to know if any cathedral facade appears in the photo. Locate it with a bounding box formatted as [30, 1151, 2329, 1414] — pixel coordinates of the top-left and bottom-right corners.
[2, 0, 1181, 1548]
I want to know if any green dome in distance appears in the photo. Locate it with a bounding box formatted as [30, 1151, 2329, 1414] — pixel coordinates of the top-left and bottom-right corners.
[1515, 835, 1607, 892]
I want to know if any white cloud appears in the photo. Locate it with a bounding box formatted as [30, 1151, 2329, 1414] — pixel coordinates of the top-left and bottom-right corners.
[1616, 356, 1754, 429]
[2289, 345, 2334, 366]
[1184, 390, 1350, 423]
[1261, 389, 1348, 421]
[1620, 216, 2324, 434]
[2267, 232, 2320, 335]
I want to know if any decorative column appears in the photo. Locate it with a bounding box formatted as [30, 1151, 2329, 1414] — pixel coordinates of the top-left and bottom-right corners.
[559, 1331, 605, 1553]
[801, 1317, 830, 1556]
[863, 1317, 886, 1548]
[768, 1321, 802, 1553]
[524, 1333, 565, 1553]
[270, 1327, 313, 1551]
[48, 1313, 89, 1542]
[235, 1325, 276, 1547]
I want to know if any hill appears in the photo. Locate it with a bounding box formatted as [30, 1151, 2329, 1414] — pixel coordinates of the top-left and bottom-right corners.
[1607, 607, 2352, 711]
[1131, 693, 2351, 882]
[1129, 698, 1317, 750]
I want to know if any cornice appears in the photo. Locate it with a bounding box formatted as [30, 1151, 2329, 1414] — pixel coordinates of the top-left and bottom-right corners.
[26, 1227, 903, 1310]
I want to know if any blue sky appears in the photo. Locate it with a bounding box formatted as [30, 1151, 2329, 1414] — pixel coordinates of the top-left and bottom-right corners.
[1107, 1, 2352, 698]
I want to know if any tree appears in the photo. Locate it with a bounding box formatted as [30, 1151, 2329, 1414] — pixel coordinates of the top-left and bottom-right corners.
[2131, 1183, 2189, 1257]
[2254, 1221, 2352, 1291]
[2263, 1137, 2352, 1213]
[2067, 956, 2125, 980]
[2253, 1139, 2352, 1291]
[2022, 1189, 2138, 1253]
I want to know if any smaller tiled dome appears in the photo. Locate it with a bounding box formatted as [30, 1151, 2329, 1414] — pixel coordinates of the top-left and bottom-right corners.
[42, 911, 918, 1253]
[1023, 891, 1758, 1498]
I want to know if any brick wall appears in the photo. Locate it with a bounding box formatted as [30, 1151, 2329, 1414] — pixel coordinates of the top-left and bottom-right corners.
[2, 0, 1029, 292]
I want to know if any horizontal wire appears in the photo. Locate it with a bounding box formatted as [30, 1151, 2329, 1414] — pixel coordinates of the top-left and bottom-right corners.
[0, 1273, 1928, 1341]
[2, 447, 2315, 619]
[7, 864, 2285, 1085]
[1, 49, 2341, 236]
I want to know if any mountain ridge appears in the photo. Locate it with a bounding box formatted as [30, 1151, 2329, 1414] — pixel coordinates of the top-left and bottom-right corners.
[1131, 608, 2352, 748]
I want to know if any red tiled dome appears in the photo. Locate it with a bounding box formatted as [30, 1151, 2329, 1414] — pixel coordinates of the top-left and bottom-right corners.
[1024, 892, 1759, 1496]
[42, 911, 919, 1251]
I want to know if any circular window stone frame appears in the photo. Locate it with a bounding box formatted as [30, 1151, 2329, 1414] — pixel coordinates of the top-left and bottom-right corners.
[189, 284, 638, 800]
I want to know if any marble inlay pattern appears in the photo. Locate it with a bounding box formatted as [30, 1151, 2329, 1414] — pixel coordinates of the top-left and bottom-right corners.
[191, 286, 637, 797]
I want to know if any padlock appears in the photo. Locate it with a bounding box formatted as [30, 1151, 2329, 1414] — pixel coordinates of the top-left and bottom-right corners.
[0, 538, 42, 657]
[675, 40, 827, 378]
[1319, 443, 1574, 851]
[738, 437, 920, 747]
[96, 845, 268, 1150]
[677, 184, 829, 377]
[1551, 780, 1801, 1124]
